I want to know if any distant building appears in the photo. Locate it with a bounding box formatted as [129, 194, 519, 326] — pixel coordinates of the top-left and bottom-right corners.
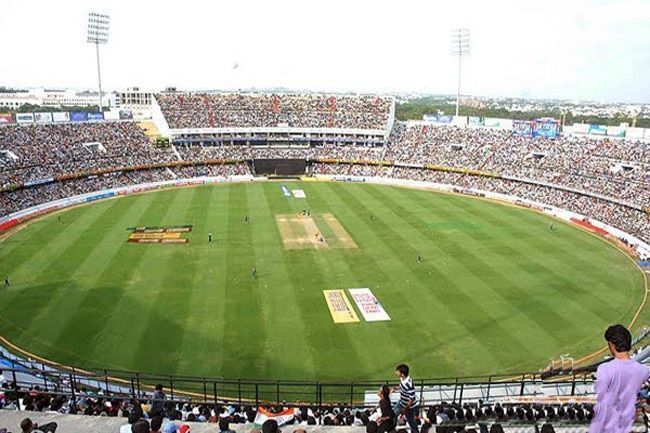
[0, 92, 41, 109]
[40, 89, 114, 108]
[0, 88, 114, 110]
[115, 87, 154, 118]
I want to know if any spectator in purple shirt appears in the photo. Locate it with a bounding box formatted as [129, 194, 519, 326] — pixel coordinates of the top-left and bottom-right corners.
[589, 324, 650, 433]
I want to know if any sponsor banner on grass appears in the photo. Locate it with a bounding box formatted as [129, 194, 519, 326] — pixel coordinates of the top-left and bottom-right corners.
[254, 407, 294, 427]
[323, 290, 359, 323]
[127, 224, 192, 244]
[292, 189, 306, 198]
[348, 288, 391, 322]
[0, 113, 14, 124]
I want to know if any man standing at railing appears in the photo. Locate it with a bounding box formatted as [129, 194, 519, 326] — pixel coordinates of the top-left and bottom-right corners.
[393, 363, 419, 433]
[149, 384, 166, 418]
[589, 324, 650, 433]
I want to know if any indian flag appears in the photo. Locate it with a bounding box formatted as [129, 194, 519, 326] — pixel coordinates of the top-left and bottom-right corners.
[253, 406, 295, 427]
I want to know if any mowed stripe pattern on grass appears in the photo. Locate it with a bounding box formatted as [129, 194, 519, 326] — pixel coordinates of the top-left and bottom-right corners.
[0, 181, 644, 380]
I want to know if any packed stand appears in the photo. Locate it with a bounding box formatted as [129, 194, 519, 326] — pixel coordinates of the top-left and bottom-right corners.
[0, 169, 172, 217]
[172, 163, 250, 179]
[383, 124, 649, 210]
[0, 122, 175, 187]
[156, 93, 392, 130]
[3, 383, 624, 431]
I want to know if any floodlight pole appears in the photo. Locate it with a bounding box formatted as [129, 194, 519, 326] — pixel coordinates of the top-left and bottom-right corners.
[451, 29, 470, 117]
[87, 12, 110, 112]
[95, 42, 103, 112]
[456, 51, 462, 117]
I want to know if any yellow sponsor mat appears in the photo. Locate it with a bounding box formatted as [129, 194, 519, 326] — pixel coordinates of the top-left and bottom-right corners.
[128, 232, 182, 240]
[323, 290, 360, 323]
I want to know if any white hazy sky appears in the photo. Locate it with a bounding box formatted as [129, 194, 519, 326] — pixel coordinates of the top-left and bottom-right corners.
[1, 0, 649, 102]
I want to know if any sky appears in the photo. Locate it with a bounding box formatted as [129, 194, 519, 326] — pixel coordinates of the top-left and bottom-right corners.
[1, 0, 649, 103]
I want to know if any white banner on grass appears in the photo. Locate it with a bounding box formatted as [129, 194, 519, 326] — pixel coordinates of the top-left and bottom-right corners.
[348, 288, 391, 322]
[292, 189, 306, 198]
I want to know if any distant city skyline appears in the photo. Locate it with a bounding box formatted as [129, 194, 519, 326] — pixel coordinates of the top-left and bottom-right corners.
[1, 0, 649, 104]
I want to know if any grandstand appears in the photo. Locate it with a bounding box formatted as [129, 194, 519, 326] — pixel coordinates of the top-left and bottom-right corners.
[1, 110, 648, 250]
[152, 92, 396, 147]
[1, 95, 649, 433]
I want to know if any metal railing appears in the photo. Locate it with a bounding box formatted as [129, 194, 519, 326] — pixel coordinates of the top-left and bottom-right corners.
[1, 353, 597, 409]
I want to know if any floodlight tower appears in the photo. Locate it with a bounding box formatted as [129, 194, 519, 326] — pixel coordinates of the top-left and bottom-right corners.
[87, 12, 110, 112]
[450, 28, 470, 116]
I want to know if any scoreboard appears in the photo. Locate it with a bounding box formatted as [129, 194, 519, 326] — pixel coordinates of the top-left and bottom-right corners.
[533, 118, 560, 139]
[513, 118, 560, 139]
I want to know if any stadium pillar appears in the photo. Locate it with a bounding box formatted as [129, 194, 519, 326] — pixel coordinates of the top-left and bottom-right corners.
[486, 376, 492, 400]
[11, 362, 17, 390]
[41, 363, 48, 392]
[130, 378, 136, 400]
[318, 383, 324, 412]
[69, 373, 77, 406]
[571, 374, 577, 396]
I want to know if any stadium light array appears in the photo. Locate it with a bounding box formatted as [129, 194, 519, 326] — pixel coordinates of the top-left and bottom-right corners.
[86, 12, 110, 112]
[450, 28, 470, 117]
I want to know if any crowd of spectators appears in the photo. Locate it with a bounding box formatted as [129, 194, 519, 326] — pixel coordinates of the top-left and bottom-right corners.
[172, 164, 249, 179]
[0, 169, 172, 217]
[383, 124, 649, 210]
[0, 382, 613, 431]
[156, 93, 392, 130]
[0, 122, 175, 187]
[0, 163, 251, 217]
[0, 120, 647, 245]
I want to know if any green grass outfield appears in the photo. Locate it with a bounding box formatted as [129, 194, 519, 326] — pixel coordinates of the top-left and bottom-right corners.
[0, 181, 645, 381]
